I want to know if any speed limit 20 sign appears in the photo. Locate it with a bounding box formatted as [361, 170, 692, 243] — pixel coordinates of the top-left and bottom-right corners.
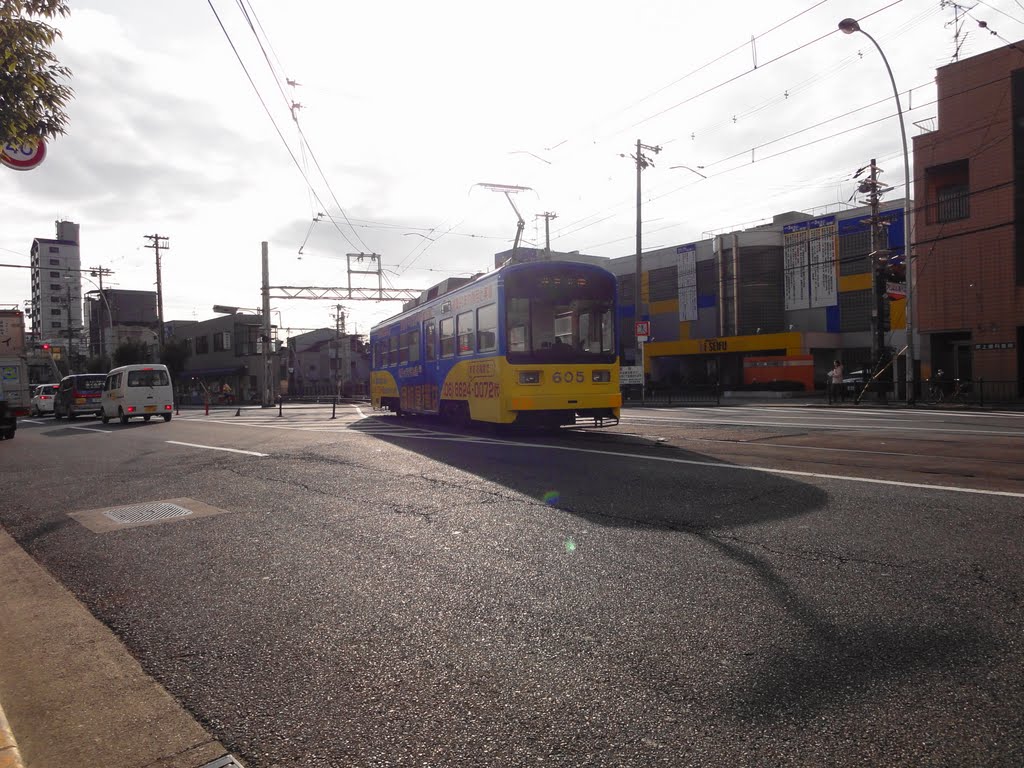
[1, 139, 47, 171]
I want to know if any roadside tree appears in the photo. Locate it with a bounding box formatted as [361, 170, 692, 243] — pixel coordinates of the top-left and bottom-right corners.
[0, 0, 73, 145]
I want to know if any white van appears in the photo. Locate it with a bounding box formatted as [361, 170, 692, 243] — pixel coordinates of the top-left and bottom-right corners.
[101, 364, 174, 424]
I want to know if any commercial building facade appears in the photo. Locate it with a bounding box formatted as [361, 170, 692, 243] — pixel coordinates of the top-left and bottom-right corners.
[84, 288, 160, 359]
[604, 202, 909, 393]
[167, 313, 281, 404]
[913, 41, 1024, 395]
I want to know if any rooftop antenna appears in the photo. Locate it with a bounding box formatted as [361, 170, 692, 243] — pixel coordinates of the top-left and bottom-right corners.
[474, 183, 534, 262]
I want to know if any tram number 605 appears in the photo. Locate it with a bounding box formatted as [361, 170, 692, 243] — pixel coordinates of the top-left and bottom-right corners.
[552, 370, 585, 384]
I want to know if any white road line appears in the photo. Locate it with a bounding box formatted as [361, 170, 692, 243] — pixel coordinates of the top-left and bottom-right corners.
[620, 414, 1024, 437]
[379, 431, 1024, 499]
[67, 425, 112, 434]
[20, 418, 47, 424]
[165, 440, 268, 456]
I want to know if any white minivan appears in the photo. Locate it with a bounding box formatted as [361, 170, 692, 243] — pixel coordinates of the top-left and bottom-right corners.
[101, 364, 175, 424]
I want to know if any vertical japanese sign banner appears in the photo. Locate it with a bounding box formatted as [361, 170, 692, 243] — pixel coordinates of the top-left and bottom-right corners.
[808, 216, 837, 308]
[783, 222, 810, 310]
[676, 244, 698, 322]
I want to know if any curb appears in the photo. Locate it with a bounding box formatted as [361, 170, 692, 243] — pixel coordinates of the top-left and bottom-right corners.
[0, 700, 25, 768]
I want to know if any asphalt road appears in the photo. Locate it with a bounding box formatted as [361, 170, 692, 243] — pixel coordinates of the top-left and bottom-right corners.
[2, 403, 1023, 767]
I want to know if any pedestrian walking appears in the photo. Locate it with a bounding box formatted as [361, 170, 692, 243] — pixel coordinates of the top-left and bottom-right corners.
[828, 359, 844, 404]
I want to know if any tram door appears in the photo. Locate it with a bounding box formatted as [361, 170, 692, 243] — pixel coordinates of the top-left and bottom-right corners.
[424, 318, 440, 412]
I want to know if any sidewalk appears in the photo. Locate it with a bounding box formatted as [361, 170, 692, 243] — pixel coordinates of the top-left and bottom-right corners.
[0, 528, 237, 768]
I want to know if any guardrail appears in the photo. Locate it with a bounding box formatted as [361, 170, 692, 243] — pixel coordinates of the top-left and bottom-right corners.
[621, 385, 721, 406]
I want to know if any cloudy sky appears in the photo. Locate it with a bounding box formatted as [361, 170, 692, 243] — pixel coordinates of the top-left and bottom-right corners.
[3, 0, 1022, 338]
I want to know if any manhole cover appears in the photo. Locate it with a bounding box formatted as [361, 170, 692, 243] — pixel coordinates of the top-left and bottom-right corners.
[103, 502, 193, 525]
[69, 497, 230, 533]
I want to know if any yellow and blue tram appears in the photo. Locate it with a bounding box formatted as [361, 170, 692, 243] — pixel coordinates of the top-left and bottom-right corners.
[370, 260, 621, 427]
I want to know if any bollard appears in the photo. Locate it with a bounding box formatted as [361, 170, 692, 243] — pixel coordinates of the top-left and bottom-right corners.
[979, 378, 985, 409]
[331, 397, 337, 420]
[278, 397, 283, 417]
[235, 408, 241, 417]
[205, 399, 209, 416]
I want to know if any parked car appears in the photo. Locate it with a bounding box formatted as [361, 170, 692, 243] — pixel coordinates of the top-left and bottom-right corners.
[30, 383, 59, 416]
[53, 373, 106, 419]
[842, 368, 893, 396]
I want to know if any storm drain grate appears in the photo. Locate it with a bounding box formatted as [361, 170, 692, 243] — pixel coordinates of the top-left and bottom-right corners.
[102, 502, 194, 525]
[200, 756, 246, 768]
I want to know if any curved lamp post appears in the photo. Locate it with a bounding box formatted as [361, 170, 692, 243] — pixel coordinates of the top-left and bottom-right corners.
[839, 17, 915, 403]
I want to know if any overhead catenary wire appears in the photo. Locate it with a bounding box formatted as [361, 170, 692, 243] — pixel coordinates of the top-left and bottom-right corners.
[230, 0, 372, 254]
[206, 0, 363, 254]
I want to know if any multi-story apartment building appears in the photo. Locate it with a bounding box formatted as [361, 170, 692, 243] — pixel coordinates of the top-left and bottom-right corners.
[84, 288, 159, 358]
[913, 40, 1024, 395]
[30, 220, 83, 357]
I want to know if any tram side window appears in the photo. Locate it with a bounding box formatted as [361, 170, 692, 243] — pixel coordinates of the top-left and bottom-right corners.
[424, 320, 437, 361]
[376, 340, 388, 368]
[408, 328, 421, 362]
[507, 298, 529, 352]
[388, 335, 398, 366]
[477, 303, 496, 352]
[440, 317, 455, 358]
[398, 331, 410, 364]
[457, 311, 474, 355]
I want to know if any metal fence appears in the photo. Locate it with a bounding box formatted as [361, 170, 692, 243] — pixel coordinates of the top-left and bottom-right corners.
[922, 379, 1022, 407]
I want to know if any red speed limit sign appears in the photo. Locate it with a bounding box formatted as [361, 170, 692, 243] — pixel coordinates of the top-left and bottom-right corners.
[635, 320, 650, 338]
[1, 139, 47, 171]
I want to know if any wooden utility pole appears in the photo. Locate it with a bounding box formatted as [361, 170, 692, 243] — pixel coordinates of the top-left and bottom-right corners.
[143, 234, 169, 351]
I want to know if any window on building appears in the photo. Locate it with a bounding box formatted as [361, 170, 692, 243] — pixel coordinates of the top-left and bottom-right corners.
[937, 184, 970, 222]
[50, 271, 60, 278]
[476, 303, 496, 352]
[50, 308, 61, 315]
[213, 331, 232, 351]
[48, 246, 59, 253]
[440, 317, 455, 358]
[925, 159, 970, 223]
[456, 311, 474, 355]
[195, 335, 210, 354]
[51, 321, 62, 329]
[50, 284, 61, 291]
[49, 258, 60, 266]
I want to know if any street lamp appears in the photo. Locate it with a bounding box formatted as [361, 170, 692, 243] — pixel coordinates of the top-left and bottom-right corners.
[839, 17, 915, 403]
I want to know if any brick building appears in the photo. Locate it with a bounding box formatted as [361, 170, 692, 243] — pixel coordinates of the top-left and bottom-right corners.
[913, 41, 1024, 395]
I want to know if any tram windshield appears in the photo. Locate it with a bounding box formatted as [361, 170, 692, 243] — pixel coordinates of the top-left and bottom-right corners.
[504, 268, 617, 364]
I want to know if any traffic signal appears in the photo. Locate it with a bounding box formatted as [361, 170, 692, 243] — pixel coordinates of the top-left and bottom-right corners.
[34, 343, 51, 351]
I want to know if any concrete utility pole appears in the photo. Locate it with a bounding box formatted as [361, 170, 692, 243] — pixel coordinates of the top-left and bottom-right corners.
[262, 242, 273, 407]
[629, 139, 661, 363]
[87, 265, 114, 358]
[536, 212, 557, 253]
[65, 284, 74, 370]
[143, 234, 169, 352]
[333, 303, 344, 398]
[861, 159, 888, 371]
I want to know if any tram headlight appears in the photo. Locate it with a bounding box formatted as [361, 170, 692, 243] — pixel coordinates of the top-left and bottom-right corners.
[592, 370, 611, 383]
[518, 370, 541, 385]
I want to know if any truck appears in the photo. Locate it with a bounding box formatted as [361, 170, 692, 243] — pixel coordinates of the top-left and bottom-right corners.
[0, 309, 60, 440]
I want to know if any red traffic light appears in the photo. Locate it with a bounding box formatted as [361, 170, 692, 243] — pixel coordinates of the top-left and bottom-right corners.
[41, 343, 50, 350]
